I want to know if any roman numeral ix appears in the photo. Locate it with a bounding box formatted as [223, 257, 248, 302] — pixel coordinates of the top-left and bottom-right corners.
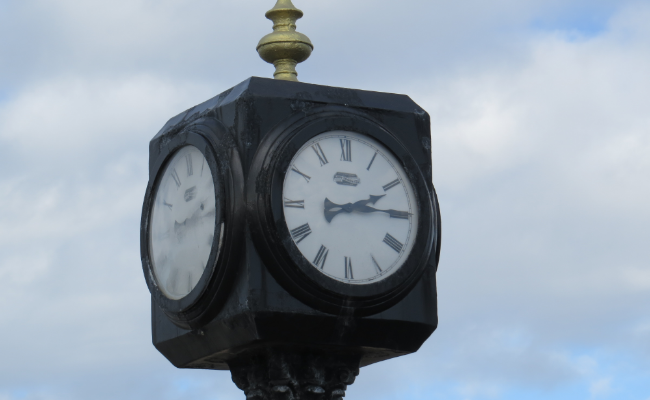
[290, 223, 312, 244]
[313, 245, 329, 269]
[340, 139, 351, 162]
[312, 143, 329, 166]
[284, 198, 305, 209]
[383, 233, 404, 253]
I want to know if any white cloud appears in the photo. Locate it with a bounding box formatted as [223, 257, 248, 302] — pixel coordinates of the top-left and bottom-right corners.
[0, 76, 212, 156]
[0, 1, 649, 400]
[589, 377, 612, 397]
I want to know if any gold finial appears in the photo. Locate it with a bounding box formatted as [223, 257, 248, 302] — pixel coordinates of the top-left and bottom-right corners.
[256, 0, 313, 82]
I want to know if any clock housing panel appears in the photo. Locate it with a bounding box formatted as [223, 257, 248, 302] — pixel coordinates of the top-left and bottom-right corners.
[150, 145, 218, 300]
[141, 118, 244, 329]
[145, 77, 440, 371]
[247, 107, 439, 316]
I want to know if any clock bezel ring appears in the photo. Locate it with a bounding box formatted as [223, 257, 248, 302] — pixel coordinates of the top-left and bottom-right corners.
[141, 118, 244, 329]
[248, 107, 440, 315]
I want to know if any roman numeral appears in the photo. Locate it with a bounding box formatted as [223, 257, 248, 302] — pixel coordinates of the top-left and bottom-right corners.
[171, 168, 181, 188]
[367, 152, 378, 170]
[389, 210, 410, 219]
[383, 233, 403, 253]
[163, 201, 173, 210]
[382, 179, 400, 192]
[312, 143, 329, 166]
[284, 198, 305, 209]
[200, 158, 205, 177]
[313, 245, 329, 269]
[340, 139, 351, 162]
[291, 166, 311, 182]
[371, 254, 382, 273]
[290, 223, 312, 244]
[186, 154, 193, 176]
[344, 256, 354, 279]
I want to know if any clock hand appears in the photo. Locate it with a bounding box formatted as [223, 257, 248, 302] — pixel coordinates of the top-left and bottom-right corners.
[174, 203, 216, 236]
[354, 204, 412, 219]
[323, 195, 386, 223]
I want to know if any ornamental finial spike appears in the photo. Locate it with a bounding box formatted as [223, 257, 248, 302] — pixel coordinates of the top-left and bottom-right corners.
[256, 0, 313, 82]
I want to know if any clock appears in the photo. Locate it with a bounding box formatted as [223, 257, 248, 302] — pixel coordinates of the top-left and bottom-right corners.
[141, 118, 244, 329]
[149, 145, 218, 299]
[248, 108, 439, 316]
[282, 131, 419, 284]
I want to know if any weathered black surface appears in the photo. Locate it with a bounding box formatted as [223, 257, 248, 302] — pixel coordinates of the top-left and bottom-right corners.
[142, 119, 245, 329]
[145, 77, 441, 392]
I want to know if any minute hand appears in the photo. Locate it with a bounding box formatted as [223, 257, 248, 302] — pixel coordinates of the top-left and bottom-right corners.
[355, 204, 411, 219]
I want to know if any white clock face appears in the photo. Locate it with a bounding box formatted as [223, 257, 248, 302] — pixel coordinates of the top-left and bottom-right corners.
[282, 131, 419, 285]
[149, 146, 218, 300]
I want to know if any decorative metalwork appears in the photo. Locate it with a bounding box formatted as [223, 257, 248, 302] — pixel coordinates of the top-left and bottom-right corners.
[230, 347, 359, 400]
[257, 0, 313, 81]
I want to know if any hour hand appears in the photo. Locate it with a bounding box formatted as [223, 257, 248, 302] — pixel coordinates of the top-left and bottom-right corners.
[323, 198, 353, 223]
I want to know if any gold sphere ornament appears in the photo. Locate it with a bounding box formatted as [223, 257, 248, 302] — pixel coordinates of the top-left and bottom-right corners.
[257, 0, 313, 82]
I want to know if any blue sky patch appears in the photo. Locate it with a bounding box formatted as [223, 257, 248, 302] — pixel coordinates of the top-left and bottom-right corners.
[530, 3, 617, 39]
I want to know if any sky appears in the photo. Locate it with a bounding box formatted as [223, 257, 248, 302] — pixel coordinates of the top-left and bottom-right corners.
[0, 0, 649, 399]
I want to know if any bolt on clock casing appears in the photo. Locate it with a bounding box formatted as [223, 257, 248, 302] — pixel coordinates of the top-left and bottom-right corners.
[144, 77, 440, 371]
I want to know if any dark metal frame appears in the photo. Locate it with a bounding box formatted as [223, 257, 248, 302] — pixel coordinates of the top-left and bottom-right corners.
[247, 106, 441, 316]
[140, 118, 244, 329]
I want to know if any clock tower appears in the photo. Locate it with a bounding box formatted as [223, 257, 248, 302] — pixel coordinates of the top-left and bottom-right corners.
[140, 1, 441, 399]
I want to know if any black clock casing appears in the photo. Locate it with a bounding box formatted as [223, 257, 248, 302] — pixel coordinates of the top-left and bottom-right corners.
[247, 108, 438, 316]
[141, 118, 245, 329]
[143, 77, 441, 370]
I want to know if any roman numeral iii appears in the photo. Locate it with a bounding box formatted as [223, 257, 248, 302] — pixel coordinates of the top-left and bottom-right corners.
[290, 223, 312, 244]
[340, 139, 352, 162]
[383, 233, 404, 253]
[313, 245, 329, 269]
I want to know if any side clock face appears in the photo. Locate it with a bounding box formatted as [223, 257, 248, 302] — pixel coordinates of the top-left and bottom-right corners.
[283, 131, 419, 284]
[149, 145, 219, 300]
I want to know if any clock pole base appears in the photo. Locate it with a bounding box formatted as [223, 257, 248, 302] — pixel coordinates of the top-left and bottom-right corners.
[229, 347, 360, 400]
